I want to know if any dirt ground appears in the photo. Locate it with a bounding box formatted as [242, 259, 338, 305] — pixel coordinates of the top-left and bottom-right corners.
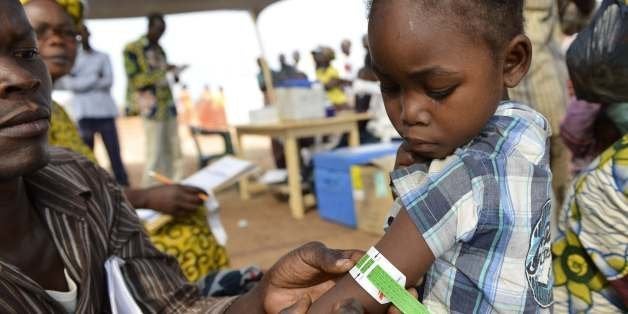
[94, 117, 379, 269]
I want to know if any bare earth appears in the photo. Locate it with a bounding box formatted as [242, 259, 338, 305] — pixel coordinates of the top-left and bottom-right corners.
[93, 117, 379, 269]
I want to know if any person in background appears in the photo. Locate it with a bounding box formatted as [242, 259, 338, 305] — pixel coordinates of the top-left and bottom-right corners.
[176, 84, 195, 125]
[338, 39, 357, 80]
[552, 134, 627, 313]
[277, 53, 307, 83]
[292, 50, 304, 76]
[256, 56, 278, 106]
[56, 24, 129, 185]
[124, 12, 187, 186]
[508, 0, 596, 209]
[312, 46, 350, 109]
[25, 0, 229, 282]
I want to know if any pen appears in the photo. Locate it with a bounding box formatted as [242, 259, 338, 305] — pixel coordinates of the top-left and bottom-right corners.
[148, 171, 209, 202]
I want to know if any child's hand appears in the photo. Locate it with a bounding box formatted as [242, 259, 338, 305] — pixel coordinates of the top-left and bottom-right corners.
[395, 142, 427, 170]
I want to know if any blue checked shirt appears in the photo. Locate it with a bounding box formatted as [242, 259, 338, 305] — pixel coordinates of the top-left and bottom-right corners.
[388, 102, 554, 313]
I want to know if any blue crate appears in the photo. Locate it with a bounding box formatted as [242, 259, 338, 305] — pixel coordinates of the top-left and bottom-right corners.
[313, 143, 400, 227]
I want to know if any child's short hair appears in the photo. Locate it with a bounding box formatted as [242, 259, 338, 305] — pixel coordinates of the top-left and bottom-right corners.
[368, 0, 525, 54]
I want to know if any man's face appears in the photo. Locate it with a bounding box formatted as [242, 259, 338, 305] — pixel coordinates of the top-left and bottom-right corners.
[147, 18, 166, 43]
[341, 40, 351, 56]
[24, 0, 78, 81]
[0, 0, 52, 180]
[369, 0, 504, 160]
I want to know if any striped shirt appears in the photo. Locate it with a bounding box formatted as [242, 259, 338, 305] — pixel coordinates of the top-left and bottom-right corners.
[1, 148, 234, 313]
[389, 102, 553, 313]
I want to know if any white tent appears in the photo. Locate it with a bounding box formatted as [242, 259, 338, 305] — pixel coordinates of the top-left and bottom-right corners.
[87, 0, 281, 102]
[87, 0, 282, 19]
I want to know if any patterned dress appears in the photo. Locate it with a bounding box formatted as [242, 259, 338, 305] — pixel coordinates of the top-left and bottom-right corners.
[553, 135, 628, 313]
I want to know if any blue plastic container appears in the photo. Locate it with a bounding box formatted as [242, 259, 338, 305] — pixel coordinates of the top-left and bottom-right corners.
[313, 143, 400, 227]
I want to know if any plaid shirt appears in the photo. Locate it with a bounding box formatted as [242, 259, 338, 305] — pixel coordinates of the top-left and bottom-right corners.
[389, 102, 553, 313]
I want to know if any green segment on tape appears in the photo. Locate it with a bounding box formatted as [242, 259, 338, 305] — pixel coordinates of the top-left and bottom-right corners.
[361, 258, 375, 273]
[356, 255, 369, 269]
[367, 266, 429, 314]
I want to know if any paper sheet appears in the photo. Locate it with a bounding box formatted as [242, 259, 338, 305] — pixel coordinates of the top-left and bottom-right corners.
[105, 257, 142, 314]
[182, 156, 257, 192]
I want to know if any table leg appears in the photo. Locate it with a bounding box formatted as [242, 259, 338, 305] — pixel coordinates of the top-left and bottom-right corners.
[236, 132, 250, 200]
[284, 134, 305, 219]
[348, 123, 361, 147]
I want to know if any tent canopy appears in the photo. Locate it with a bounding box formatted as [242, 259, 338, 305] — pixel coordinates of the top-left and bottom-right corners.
[87, 0, 282, 19]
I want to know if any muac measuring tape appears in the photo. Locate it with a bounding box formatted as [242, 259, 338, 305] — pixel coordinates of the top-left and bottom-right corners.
[350, 247, 429, 314]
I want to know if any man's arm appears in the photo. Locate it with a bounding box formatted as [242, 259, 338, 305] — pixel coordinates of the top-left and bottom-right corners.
[94, 54, 114, 90]
[56, 72, 101, 93]
[123, 48, 168, 91]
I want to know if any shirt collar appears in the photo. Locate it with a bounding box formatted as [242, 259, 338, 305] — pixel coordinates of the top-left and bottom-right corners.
[24, 157, 92, 219]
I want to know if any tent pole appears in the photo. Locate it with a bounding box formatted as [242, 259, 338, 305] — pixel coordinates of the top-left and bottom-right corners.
[250, 10, 276, 105]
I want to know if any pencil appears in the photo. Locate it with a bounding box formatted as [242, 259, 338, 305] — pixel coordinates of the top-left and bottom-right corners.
[149, 171, 209, 202]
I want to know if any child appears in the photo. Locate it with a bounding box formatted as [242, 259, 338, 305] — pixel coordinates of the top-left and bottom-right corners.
[309, 0, 553, 313]
[312, 46, 350, 109]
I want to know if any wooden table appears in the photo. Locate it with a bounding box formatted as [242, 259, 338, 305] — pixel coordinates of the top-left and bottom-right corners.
[234, 113, 372, 219]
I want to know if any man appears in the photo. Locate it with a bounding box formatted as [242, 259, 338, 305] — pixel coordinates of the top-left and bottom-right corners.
[0, 3, 377, 313]
[56, 24, 129, 186]
[277, 53, 307, 83]
[508, 0, 596, 209]
[124, 13, 186, 186]
[338, 39, 356, 81]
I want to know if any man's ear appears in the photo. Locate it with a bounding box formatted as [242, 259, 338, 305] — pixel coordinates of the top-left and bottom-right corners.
[502, 34, 532, 88]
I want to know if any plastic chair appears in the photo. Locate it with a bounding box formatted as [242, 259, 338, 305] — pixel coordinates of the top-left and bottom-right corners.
[189, 126, 234, 169]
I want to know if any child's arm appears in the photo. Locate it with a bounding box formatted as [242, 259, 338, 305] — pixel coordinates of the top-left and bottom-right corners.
[308, 209, 435, 313]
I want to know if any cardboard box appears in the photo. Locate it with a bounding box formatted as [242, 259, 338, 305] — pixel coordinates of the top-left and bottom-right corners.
[351, 155, 396, 235]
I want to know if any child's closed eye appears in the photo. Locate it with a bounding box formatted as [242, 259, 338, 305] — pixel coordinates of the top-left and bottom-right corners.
[426, 85, 457, 101]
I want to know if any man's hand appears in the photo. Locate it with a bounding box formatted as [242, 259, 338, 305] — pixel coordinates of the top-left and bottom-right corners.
[128, 185, 206, 216]
[226, 242, 363, 313]
[261, 242, 364, 314]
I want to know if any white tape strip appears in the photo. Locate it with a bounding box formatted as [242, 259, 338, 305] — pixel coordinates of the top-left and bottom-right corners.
[350, 247, 406, 304]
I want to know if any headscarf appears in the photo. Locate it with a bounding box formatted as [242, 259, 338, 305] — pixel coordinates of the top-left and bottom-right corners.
[20, 0, 85, 27]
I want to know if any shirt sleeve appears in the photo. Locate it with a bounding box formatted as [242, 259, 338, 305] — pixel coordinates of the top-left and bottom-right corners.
[103, 167, 237, 313]
[94, 54, 114, 90]
[391, 155, 479, 258]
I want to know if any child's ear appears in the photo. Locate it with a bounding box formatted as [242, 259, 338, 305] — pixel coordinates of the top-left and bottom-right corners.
[502, 34, 532, 88]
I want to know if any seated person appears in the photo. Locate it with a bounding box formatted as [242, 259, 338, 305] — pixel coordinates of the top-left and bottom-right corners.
[309, 0, 555, 312]
[22, 0, 227, 282]
[552, 135, 628, 313]
[0, 1, 365, 312]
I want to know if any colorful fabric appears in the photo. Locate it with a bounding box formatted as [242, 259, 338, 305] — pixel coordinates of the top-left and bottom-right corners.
[316, 66, 348, 106]
[553, 135, 628, 313]
[149, 209, 229, 282]
[49, 101, 96, 163]
[123, 36, 177, 120]
[388, 102, 553, 313]
[197, 266, 263, 297]
[5, 148, 236, 313]
[20, 0, 84, 27]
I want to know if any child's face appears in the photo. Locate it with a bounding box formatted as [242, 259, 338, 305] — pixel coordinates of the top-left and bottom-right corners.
[369, 0, 508, 160]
